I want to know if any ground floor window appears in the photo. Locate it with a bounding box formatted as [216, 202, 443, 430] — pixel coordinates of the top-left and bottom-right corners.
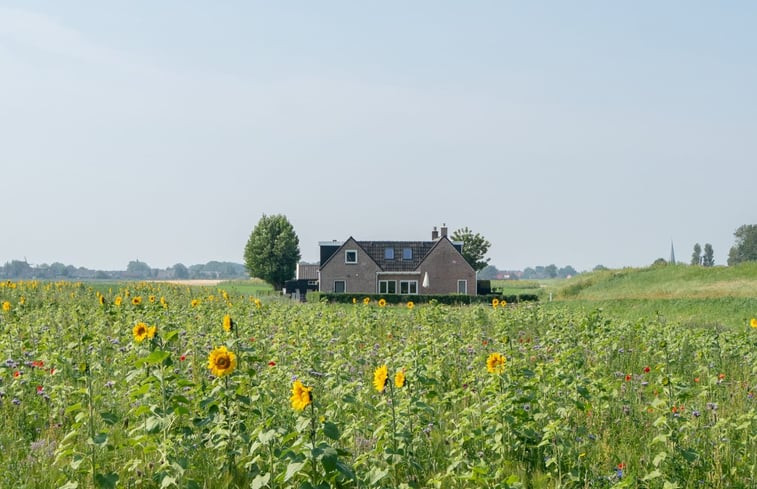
[399, 280, 418, 294]
[457, 280, 467, 294]
[334, 280, 346, 293]
[378, 280, 396, 294]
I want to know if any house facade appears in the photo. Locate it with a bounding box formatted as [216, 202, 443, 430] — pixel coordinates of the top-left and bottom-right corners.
[319, 226, 477, 296]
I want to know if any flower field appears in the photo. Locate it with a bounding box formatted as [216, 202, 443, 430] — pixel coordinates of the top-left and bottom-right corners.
[1, 281, 755, 488]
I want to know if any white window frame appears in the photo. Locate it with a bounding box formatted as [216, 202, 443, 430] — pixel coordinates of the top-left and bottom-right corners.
[344, 250, 358, 264]
[457, 279, 467, 294]
[399, 280, 418, 295]
[334, 280, 346, 293]
[378, 280, 397, 294]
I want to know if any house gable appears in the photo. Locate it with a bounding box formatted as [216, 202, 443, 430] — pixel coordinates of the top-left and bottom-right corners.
[319, 237, 381, 293]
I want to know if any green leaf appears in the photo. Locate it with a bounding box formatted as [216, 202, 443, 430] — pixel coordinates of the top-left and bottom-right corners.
[642, 469, 663, 481]
[251, 473, 270, 489]
[368, 467, 389, 485]
[335, 460, 355, 481]
[58, 482, 79, 489]
[322, 421, 340, 440]
[100, 411, 119, 425]
[143, 349, 171, 365]
[285, 461, 305, 482]
[91, 432, 108, 447]
[94, 472, 119, 489]
[320, 447, 338, 472]
[653, 451, 667, 467]
[160, 475, 177, 488]
[162, 330, 179, 343]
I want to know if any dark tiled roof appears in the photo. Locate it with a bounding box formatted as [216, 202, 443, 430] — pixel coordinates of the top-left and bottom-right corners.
[356, 241, 436, 271]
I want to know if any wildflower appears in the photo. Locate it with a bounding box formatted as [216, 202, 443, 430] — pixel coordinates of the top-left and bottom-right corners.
[2, 301, 11, 312]
[486, 352, 506, 374]
[13, 370, 21, 378]
[32, 360, 44, 368]
[223, 314, 234, 333]
[718, 373, 726, 380]
[694, 377, 700, 383]
[131, 296, 142, 306]
[394, 369, 406, 388]
[207, 346, 237, 377]
[133, 322, 156, 342]
[180, 355, 187, 362]
[373, 365, 388, 392]
[36, 385, 44, 394]
[291, 380, 312, 411]
[643, 366, 651, 373]
[625, 374, 632, 382]
[268, 361, 276, 367]
[406, 301, 414, 309]
[491, 298, 499, 308]
[751, 318, 757, 328]
[191, 299, 200, 307]
[378, 298, 387, 307]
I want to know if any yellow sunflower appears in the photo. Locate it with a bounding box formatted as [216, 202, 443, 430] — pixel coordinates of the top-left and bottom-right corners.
[394, 369, 406, 388]
[148, 295, 156, 303]
[363, 297, 371, 305]
[131, 296, 142, 306]
[406, 301, 414, 309]
[486, 352, 506, 374]
[98, 295, 106, 306]
[373, 364, 388, 392]
[2, 301, 10, 312]
[751, 318, 757, 329]
[291, 380, 312, 411]
[378, 298, 387, 307]
[207, 346, 237, 377]
[223, 314, 234, 333]
[491, 298, 499, 308]
[114, 297, 123, 307]
[191, 299, 200, 307]
[133, 322, 156, 342]
[500, 299, 507, 308]
[160, 296, 168, 308]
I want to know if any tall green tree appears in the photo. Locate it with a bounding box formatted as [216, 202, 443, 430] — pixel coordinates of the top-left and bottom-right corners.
[727, 224, 757, 265]
[451, 227, 491, 271]
[244, 214, 301, 290]
[691, 243, 702, 265]
[702, 243, 715, 267]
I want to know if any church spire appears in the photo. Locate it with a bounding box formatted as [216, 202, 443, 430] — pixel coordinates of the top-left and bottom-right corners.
[669, 241, 676, 265]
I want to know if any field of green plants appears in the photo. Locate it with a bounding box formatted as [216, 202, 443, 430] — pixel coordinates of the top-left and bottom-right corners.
[1, 280, 755, 488]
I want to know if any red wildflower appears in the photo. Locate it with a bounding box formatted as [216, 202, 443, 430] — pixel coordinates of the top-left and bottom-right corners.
[625, 374, 632, 382]
[180, 355, 187, 362]
[49, 368, 56, 375]
[13, 371, 21, 378]
[718, 373, 726, 380]
[694, 377, 700, 383]
[249, 337, 255, 343]
[32, 360, 44, 368]
[36, 385, 44, 393]
[617, 463, 626, 470]
[643, 366, 650, 373]
[268, 361, 276, 367]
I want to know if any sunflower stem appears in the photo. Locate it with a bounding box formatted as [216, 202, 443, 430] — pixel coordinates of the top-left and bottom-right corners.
[309, 401, 319, 483]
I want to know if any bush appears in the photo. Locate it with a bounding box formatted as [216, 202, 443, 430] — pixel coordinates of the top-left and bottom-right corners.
[320, 293, 538, 305]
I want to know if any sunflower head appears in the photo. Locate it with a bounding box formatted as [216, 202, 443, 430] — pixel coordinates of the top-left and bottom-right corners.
[394, 369, 406, 388]
[363, 297, 371, 305]
[133, 322, 152, 342]
[114, 297, 123, 307]
[378, 298, 387, 307]
[208, 346, 237, 377]
[2, 301, 11, 312]
[131, 296, 142, 306]
[191, 299, 200, 308]
[751, 318, 757, 329]
[223, 314, 234, 333]
[406, 301, 414, 309]
[491, 298, 499, 308]
[486, 352, 506, 374]
[98, 295, 106, 306]
[373, 364, 388, 392]
[291, 380, 312, 411]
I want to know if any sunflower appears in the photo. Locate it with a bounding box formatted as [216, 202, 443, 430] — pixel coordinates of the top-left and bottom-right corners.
[98, 295, 106, 306]
[291, 380, 312, 411]
[491, 298, 499, 308]
[133, 322, 156, 342]
[114, 296, 123, 307]
[751, 318, 757, 329]
[352, 298, 357, 304]
[223, 314, 234, 333]
[363, 297, 371, 305]
[160, 296, 168, 308]
[2, 301, 10, 312]
[148, 295, 156, 303]
[394, 369, 406, 388]
[378, 298, 387, 307]
[191, 299, 200, 307]
[486, 352, 506, 374]
[207, 346, 237, 377]
[406, 301, 414, 309]
[131, 296, 142, 306]
[373, 364, 388, 392]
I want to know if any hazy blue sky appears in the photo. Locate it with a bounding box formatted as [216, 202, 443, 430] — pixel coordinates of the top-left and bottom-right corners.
[1, 1, 755, 272]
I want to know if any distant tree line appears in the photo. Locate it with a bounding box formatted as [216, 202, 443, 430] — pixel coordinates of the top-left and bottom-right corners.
[478, 264, 580, 280]
[0, 259, 248, 280]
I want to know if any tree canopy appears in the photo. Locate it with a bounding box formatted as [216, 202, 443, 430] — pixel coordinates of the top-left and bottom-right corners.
[244, 214, 301, 290]
[727, 224, 757, 265]
[451, 227, 491, 272]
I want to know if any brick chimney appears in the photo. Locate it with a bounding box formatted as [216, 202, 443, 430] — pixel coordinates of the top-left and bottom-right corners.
[431, 226, 439, 240]
[440, 223, 448, 238]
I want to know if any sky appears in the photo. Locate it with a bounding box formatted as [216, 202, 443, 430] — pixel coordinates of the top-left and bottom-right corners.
[1, 1, 755, 273]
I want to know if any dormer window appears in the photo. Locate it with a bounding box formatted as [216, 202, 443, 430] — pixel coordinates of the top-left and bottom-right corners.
[384, 247, 394, 260]
[345, 250, 358, 264]
[402, 248, 413, 260]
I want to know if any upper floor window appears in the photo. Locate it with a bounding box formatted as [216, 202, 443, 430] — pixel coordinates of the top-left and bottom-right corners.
[384, 247, 394, 260]
[402, 248, 413, 260]
[345, 250, 357, 264]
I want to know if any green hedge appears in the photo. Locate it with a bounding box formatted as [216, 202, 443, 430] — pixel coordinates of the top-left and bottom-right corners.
[318, 293, 538, 305]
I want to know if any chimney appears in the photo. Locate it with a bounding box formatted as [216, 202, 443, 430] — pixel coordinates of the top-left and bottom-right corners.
[440, 223, 448, 238]
[431, 226, 439, 240]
